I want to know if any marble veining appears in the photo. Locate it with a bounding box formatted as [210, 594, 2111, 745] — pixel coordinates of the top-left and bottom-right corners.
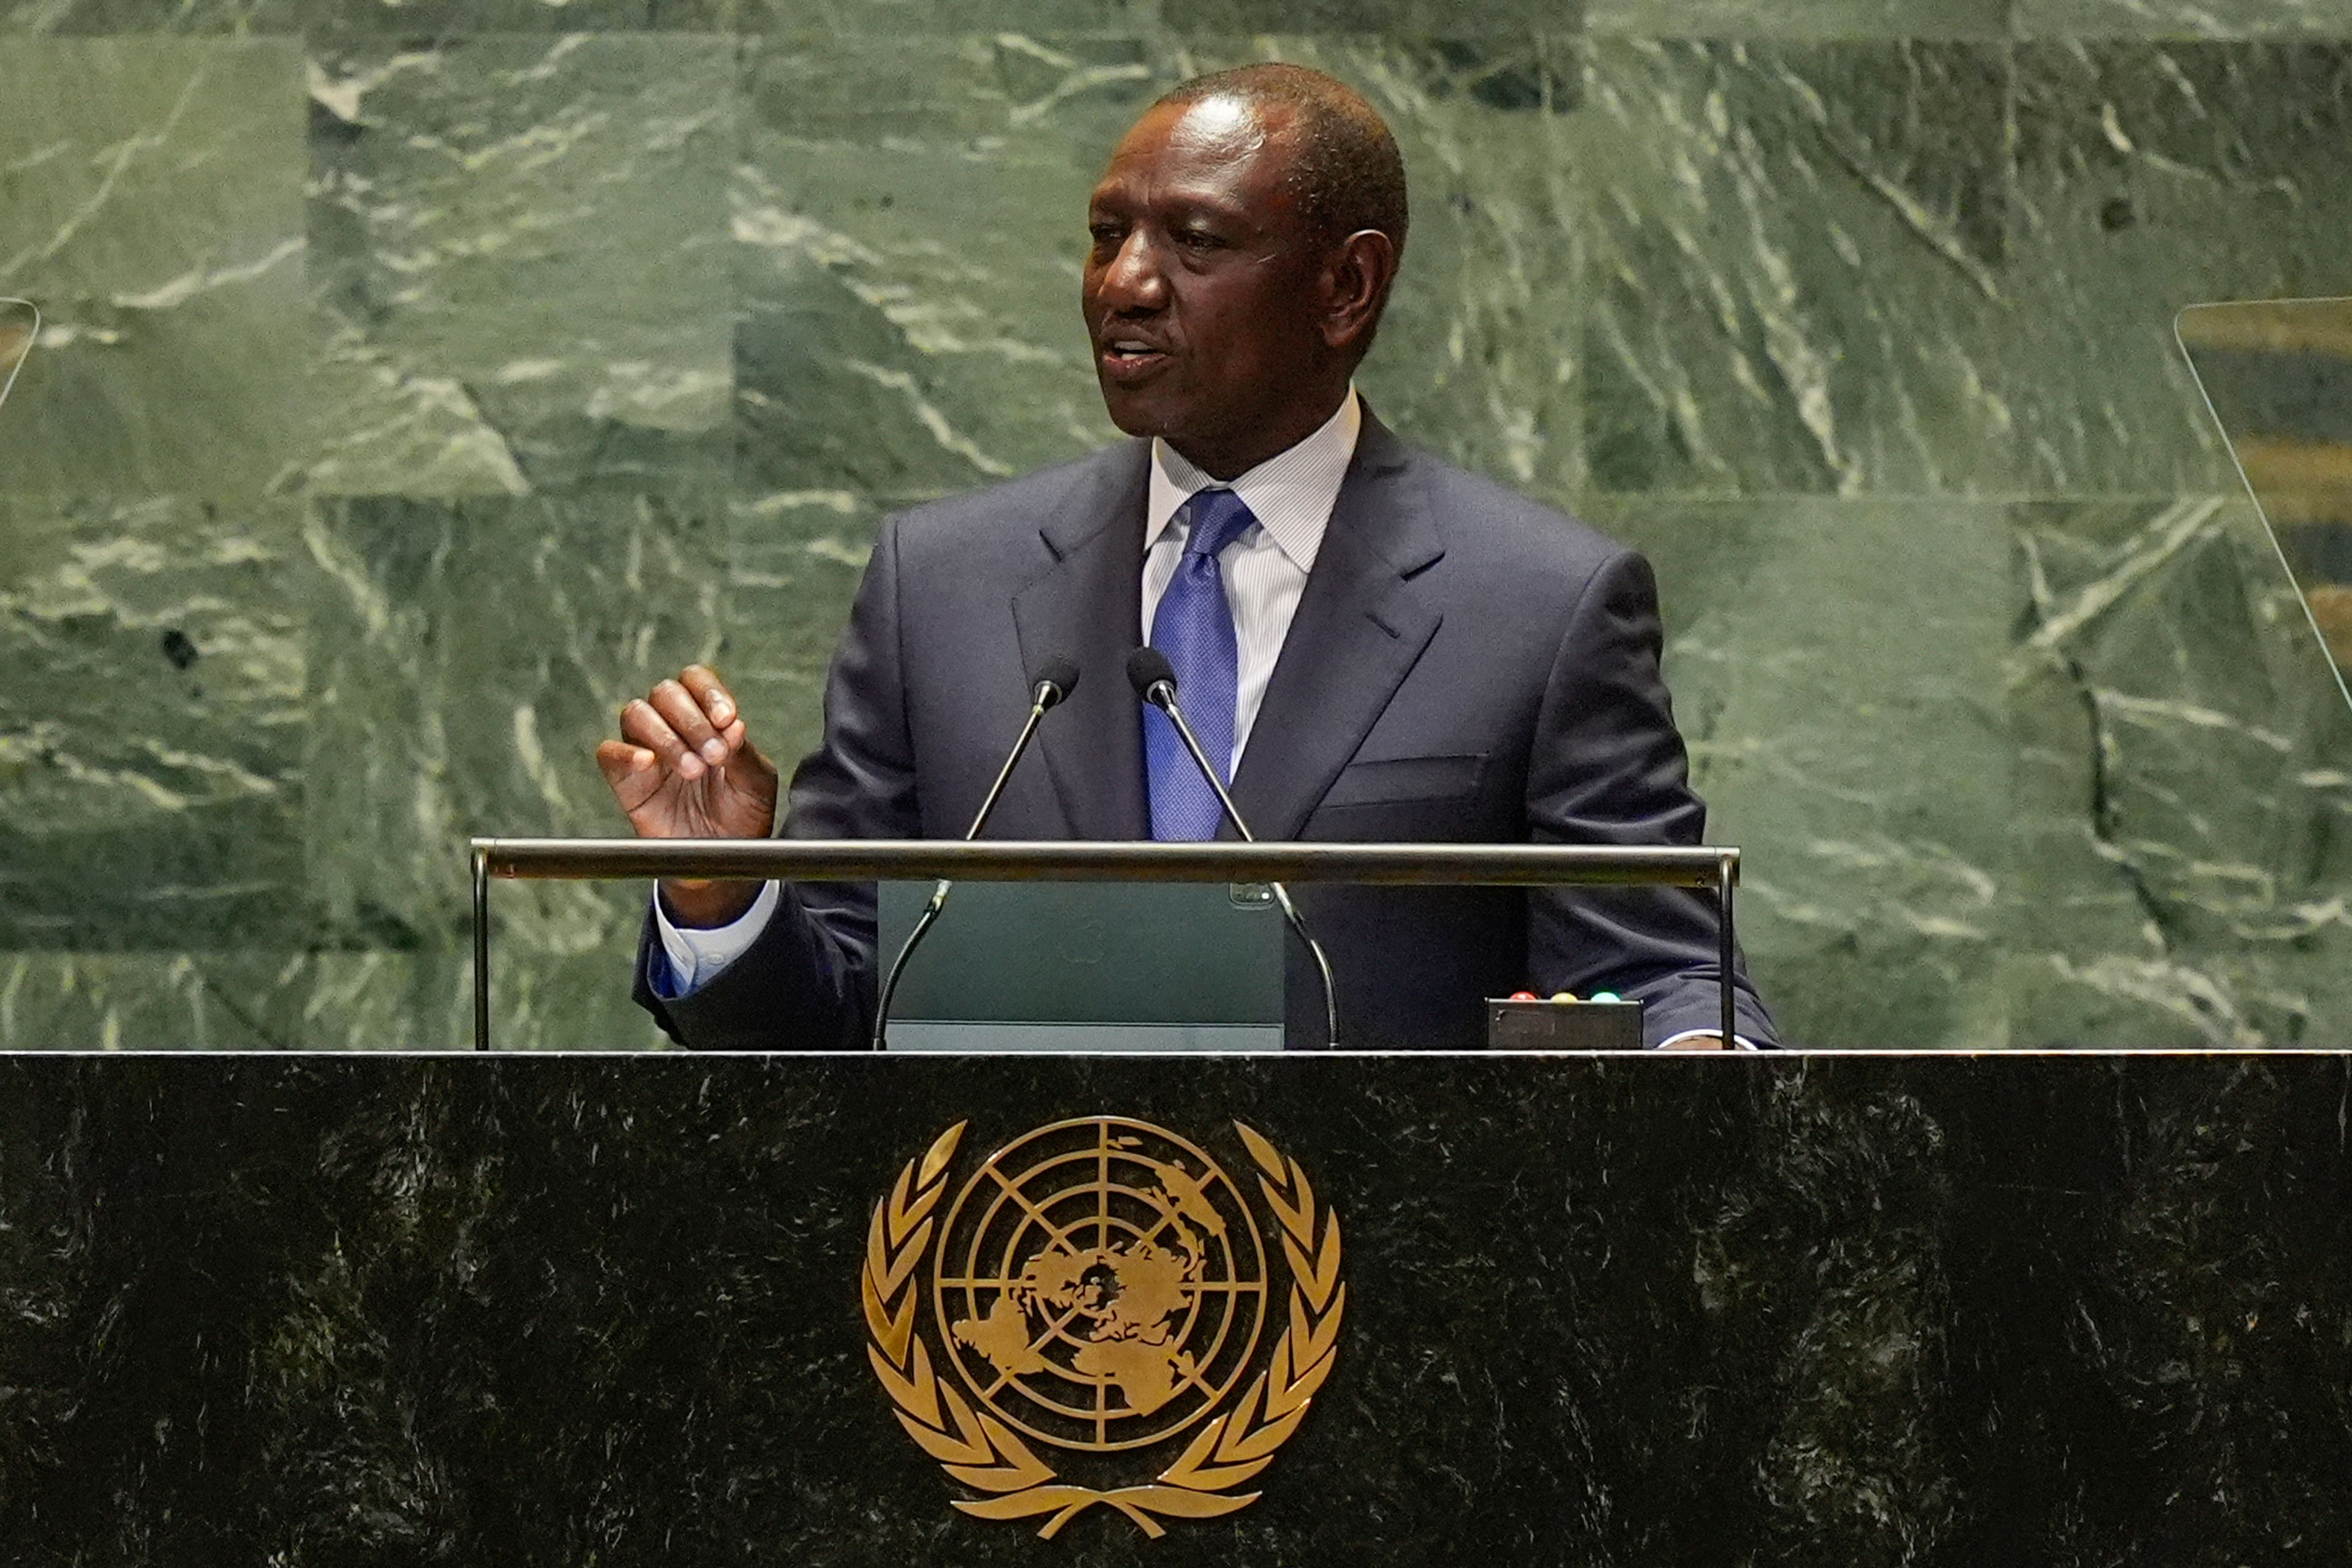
[3, 18, 2352, 1044]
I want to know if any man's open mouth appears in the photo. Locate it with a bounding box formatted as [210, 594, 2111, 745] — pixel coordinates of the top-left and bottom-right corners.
[1101, 338, 1168, 366]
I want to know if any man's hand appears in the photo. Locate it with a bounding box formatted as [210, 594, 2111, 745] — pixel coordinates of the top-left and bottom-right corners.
[595, 665, 780, 928]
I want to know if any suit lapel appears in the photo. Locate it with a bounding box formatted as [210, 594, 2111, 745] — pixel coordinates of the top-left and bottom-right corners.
[1231, 415, 1445, 840]
[1011, 442, 1153, 840]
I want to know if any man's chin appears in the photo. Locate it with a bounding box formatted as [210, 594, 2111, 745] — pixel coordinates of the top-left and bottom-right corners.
[1097, 385, 1187, 444]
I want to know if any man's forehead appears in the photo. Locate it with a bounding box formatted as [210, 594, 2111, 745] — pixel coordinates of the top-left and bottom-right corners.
[1095, 95, 1302, 198]
[1153, 93, 1276, 155]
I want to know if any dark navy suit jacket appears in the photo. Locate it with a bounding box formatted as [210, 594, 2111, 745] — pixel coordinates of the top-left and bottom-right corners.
[633, 414, 1778, 1049]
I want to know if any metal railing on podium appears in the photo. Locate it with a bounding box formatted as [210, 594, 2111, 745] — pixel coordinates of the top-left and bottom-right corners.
[469, 838, 1742, 1051]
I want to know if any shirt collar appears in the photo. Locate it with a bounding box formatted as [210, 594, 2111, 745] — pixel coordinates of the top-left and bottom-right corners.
[1145, 388, 1362, 574]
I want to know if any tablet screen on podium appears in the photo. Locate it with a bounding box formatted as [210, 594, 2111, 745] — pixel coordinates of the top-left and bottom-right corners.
[875, 880, 1286, 1052]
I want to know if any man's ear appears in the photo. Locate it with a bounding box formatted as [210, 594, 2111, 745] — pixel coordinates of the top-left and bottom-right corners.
[1321, 228, 1399, 355]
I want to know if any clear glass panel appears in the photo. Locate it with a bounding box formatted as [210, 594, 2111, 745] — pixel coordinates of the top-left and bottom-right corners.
[0, 298, 34, 413]
[2177, 297, 2352, 711]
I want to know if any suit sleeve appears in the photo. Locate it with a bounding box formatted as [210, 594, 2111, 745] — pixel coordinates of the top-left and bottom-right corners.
[630, 514, 919, 1049]
[1523, 548, 1781, 1047]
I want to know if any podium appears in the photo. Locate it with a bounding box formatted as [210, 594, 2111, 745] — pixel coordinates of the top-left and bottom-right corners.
[0, 1050, 2344, 1561]
[469, 837, 1746, 1050]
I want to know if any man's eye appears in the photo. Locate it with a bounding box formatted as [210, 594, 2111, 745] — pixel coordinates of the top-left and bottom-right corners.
[1178, 229, 1223, 249]
[1088, 224, 1125, 246]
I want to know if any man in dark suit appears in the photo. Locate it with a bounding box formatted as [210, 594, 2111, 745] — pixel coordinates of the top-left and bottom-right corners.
[597, 64, 1777, 1050]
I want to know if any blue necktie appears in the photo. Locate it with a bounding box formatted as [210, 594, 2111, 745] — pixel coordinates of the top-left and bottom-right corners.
[1146, 489, 1259, 840]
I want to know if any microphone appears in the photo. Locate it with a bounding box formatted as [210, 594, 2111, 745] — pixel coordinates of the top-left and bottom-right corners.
[1125, 648, 1340, 1050]
[871, 658, 1080, 1049]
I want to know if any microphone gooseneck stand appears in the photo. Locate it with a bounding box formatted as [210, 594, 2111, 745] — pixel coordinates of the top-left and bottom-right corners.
[1125, 648, 1341, 1050]
[870, 660, 1079, 1050]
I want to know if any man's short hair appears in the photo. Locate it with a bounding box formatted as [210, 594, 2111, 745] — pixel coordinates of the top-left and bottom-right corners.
[1155, 63, 1410, 258]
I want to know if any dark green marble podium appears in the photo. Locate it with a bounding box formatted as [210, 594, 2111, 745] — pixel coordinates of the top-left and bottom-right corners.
[2, 1052, 2347, 1566]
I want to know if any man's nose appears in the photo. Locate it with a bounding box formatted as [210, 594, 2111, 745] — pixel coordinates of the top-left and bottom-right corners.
[1099, 231, 1168, 314]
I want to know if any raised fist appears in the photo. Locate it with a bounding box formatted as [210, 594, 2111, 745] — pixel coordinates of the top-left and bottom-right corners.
[595, 664, 780, 927]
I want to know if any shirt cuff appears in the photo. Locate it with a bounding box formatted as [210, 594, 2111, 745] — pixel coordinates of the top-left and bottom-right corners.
[654, 880, 780, 998]
[1657, 1028, 1762, 1050]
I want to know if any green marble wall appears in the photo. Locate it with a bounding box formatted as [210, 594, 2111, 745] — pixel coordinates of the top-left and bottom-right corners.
[4, 4, 2351, 1047]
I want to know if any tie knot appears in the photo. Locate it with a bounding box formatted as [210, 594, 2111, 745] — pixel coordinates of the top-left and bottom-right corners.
[1183, 488, 1257, 561]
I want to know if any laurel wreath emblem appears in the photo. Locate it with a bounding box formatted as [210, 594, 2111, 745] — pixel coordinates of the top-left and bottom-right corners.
[861, 1118, 1345, 1539]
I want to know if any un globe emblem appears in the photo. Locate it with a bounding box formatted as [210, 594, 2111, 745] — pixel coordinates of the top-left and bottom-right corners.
[862, 1116, 1347, 1538]
[934, 1117, 1268, 1452]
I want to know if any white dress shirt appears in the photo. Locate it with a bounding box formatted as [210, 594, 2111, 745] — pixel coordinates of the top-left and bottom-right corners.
[1141, 388, 1360, 769]
[657, 393, 1363, 992]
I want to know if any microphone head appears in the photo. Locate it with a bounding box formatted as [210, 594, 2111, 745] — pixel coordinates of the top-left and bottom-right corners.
[1031, 656, 1081, 708]
[1126, 647, 1178, 706]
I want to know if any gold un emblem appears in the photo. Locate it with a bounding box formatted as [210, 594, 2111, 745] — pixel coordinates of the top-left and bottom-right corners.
[862, 1116, 1346, 1539]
